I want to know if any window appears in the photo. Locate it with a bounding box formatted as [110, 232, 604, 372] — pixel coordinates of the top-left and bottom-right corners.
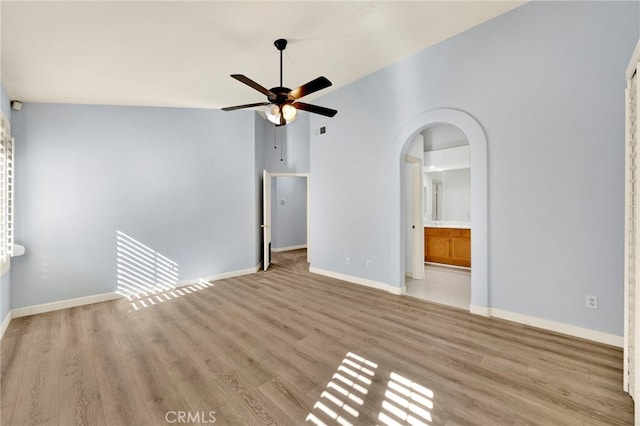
[0, 112, 14, 273]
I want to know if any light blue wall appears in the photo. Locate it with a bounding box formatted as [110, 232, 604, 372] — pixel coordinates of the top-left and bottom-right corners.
[263, 114, 310, 173]
[11, 103, 257, 308]
[310, 1, 639, 335]
[0, 84, 11, 329]
[273, 177, 307, 250]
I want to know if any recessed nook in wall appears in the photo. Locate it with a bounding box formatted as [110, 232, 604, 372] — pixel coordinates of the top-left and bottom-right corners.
[393, 108, 488, 312]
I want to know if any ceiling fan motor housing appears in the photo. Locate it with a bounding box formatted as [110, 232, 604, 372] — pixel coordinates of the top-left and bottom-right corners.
[268, 87, 294, 104]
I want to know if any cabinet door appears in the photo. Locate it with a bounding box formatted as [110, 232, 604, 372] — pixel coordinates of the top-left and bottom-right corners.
[425, 228, 451, 264]
[424, 228, 428, 261]
[450, 229, 471, 267]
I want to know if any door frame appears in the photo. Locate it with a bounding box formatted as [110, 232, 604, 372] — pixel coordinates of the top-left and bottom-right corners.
[623, 37, 640, 421]
[263, 171, 310, 268]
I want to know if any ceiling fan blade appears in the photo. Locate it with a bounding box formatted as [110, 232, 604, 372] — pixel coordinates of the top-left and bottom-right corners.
[221, 102, 271, 112]
[231, 74, 275, 97]
[294, 102, 338, 117]
[289, 76, 332, 100]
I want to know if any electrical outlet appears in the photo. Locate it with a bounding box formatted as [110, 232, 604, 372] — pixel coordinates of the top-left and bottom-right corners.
[585, 295, 598, 309]
[366, 259, 372, 269]
[345, 257, 350, 265]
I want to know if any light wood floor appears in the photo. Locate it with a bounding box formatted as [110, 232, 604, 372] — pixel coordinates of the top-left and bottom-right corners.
[1, 249, 634, 425]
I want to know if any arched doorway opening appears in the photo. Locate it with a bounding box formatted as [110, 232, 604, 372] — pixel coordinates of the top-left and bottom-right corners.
[392, 108, 488, 313]
[405, 124, 471, 309]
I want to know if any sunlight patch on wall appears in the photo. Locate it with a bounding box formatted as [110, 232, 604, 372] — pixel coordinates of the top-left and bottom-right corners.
[116, 230, 178, 300]
[116, 230, 216, 310]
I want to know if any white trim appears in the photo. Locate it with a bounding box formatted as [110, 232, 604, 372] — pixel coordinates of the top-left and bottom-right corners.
[469, 305, 623, 347]
[310, 266, 406, 295]
[272, 244, 307, 253]
[624, 85, 632, 393]
[624, 40, 640, 420]
[12, 292, 122, 318]
[175, 264, 261, 288]
[469, 304, 489, 317]
[0, 309, 13, 339]
[425, 262, 471, 272]
[404, 154, 421, 164]
[626, 38, 640, 80]
[270, 172, 310, 178]
[7, 263, 262, 323]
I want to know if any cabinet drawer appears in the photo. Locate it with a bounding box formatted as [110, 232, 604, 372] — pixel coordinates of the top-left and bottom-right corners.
[449, 229, 470, 238]
[425, 227, 450, 236]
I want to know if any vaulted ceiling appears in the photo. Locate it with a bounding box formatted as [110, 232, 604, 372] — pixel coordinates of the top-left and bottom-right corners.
[1, 1, 524, 109]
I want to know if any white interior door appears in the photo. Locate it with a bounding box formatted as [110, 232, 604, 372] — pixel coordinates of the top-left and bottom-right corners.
[411, 161, 424, 279]
[405, 155, 424, 280]
[624, 38, 640, 425]
[263, 170, 272, 271]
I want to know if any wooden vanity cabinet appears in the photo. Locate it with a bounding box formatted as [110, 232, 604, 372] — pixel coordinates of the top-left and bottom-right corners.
[424, 227, 471, 267]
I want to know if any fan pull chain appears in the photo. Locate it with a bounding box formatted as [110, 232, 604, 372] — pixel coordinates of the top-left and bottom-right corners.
[280, 129, 284, 162]
[273, 125, 277, 149]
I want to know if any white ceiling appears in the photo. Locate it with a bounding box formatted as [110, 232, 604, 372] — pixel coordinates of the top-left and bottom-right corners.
[1, 1, 524, 110]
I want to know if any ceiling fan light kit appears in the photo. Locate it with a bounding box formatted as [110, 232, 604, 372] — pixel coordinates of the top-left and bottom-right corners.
[222, 38, 337, 126]
[266, 103, 297, 125]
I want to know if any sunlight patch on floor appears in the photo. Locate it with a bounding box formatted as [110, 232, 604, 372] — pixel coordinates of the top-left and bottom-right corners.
[306, 353, 434, 425]
[306, 352, 378, 426]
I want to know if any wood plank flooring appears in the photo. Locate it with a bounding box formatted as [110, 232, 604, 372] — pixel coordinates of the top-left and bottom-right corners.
[1, 249, 634, 425]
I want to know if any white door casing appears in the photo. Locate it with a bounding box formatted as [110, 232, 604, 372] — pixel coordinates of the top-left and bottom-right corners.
[263, 170, 272, 271]
[624, 38, 640, 424]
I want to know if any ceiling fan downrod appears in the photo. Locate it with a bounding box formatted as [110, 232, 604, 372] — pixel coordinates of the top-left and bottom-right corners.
[274, 39, 287, 88]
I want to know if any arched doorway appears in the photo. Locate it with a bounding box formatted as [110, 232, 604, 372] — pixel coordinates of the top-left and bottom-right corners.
[391, 108, 489, 313]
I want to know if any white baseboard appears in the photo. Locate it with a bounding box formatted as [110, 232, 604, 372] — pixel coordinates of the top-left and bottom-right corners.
[175, 264, 261, 288]
[1, 309, 13, 339]
[272, 245, 307, 253]
[5, 263, 263, 328]
[310, 267, 406, 295]
[12, 292, 122, 319]
[470, 304, 623, 347]
[469, 304, 489, 317]
[425, 262, 471, 271]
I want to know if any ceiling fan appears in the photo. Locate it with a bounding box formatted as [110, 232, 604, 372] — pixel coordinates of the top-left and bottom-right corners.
[222, 38, 337, 126]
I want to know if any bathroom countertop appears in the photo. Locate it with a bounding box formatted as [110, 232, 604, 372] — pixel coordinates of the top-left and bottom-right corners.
[425, 221, 471, 229]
